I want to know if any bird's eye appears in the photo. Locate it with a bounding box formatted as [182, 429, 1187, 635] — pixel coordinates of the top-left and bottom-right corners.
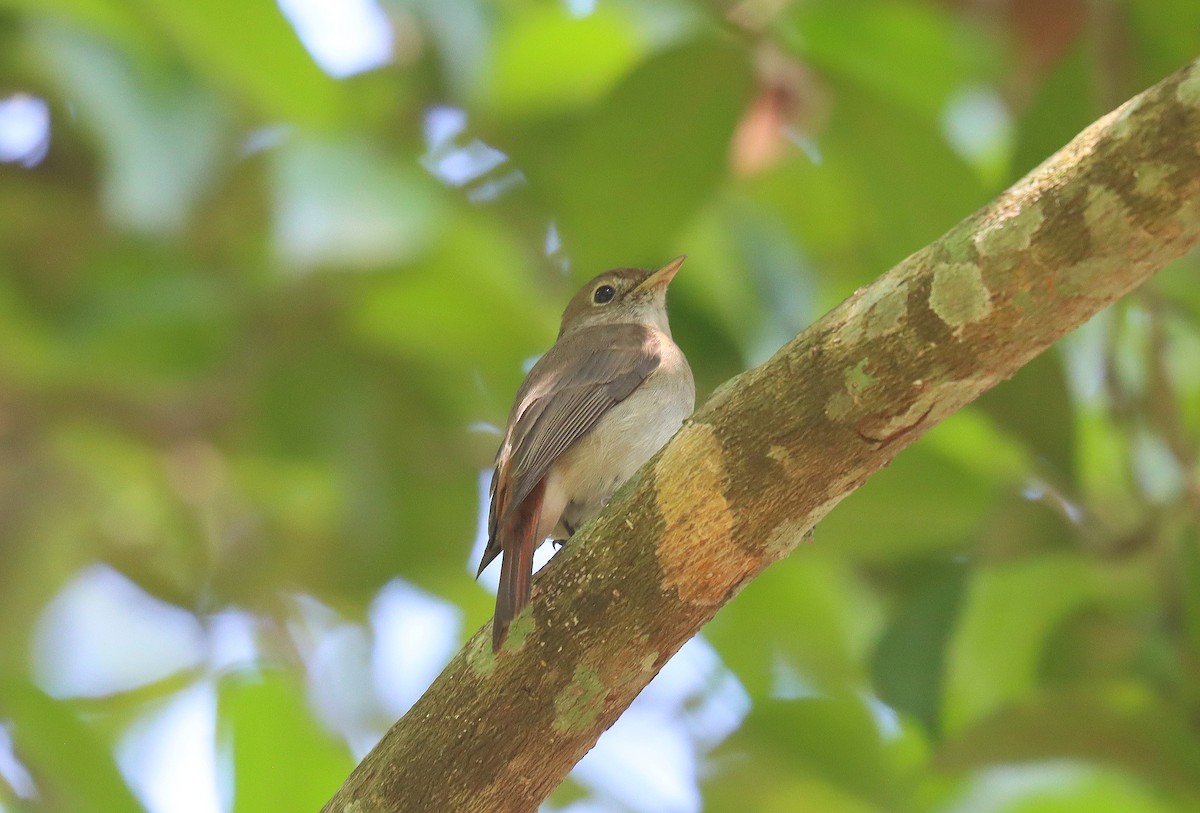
[593, 285, 616, 304]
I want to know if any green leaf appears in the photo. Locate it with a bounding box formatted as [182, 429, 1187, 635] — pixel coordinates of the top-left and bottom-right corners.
[974, 350, 1076, 480]
[0, 273, 58, 385]
[1126, 0, 1200, 95]
[1010, 46, 1101, 182]
[709, 551, 881, 697]
[675, 203, 785, 358]
[1176, 527, 1200, 654]
[58, 243, 236, 385]
[819, 80, 987, 279]
[0, 0, 154, 49]
[818, 418, 1002, 562]
[347, 212, 555, 375]
[1074, 406, 1144, 533]
[871, 564, 967, 735]
[715, 695, 894, 806]
[746, 78, 987, 292]
[481, 4, 645, 119]
[223, 343, 481, 598]
[220, 670, 353, 813]
[33, 25, 227, 233]
[942, 555, 1128, 732]
[706, 774, 885, 813]
[271, 138, 447, 269]
[937, 689, 1200, 797]
[1157, 278, 1200, 439]
[0, 677, 147, 813]
[49, 422, 201, 603]
[136, 0, 345, 127]
[513, 38, 754, 273]
[777, 0, 998, 121]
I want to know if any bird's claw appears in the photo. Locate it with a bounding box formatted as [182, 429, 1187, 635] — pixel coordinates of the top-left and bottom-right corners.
[552, 519, 579, 550]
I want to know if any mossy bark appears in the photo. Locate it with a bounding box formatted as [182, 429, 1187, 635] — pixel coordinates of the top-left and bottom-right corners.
[323, 57, 1200, 813]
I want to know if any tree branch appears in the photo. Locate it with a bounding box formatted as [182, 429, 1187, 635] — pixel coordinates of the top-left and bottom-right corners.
[323, 57, 1200, 813]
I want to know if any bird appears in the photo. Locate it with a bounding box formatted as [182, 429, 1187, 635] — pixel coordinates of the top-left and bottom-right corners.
[478, 256, 695, 651]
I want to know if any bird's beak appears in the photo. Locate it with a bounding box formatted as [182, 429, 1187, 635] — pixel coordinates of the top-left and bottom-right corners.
[638, 255, 687, 293]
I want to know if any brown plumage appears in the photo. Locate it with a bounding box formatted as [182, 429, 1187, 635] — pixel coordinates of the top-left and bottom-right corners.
[479, 259, 694, 651]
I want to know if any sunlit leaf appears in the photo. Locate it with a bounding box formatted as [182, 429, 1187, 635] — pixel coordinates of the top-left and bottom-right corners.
[0, 0, 153, 49]
[220, 670, 353, 813]
[33, 25, 227, 232]
[482, 4, 645, 119]
[271, 138, 447, 269]
[942, 761, 1184, 813]
[714, 695, 896, 807]
[941, 555, 1152, 733]
[0, 677, 146, 813]
[348, 211, 555, 375]
[137, 0, 345, 126]
[709, 551, 881, 697]
[706, 773, 884, 813]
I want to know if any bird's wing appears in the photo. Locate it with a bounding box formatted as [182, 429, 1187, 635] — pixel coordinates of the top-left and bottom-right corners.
[478, 323, 660, 575]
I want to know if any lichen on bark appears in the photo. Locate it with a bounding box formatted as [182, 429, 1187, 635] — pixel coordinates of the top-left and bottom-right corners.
[322, 56, 1200, 813]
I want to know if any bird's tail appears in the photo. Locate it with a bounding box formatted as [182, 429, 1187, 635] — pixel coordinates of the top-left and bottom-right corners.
[492, 478, 545, 652]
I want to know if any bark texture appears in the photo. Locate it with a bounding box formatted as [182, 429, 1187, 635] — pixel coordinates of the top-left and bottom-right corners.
[323, 58, 1200, 813]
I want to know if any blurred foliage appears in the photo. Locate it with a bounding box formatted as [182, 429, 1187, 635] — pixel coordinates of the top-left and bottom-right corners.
[0, 0, 1198, 812]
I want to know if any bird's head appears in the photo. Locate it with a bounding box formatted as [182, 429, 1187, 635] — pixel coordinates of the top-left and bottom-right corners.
[558, 256, 686, 337]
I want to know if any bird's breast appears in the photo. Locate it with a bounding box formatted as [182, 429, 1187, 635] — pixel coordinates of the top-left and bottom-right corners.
[549, 332, 695, 529]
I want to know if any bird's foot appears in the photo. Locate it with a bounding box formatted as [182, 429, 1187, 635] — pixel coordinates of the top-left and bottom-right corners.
[552, 519, 578, 550]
